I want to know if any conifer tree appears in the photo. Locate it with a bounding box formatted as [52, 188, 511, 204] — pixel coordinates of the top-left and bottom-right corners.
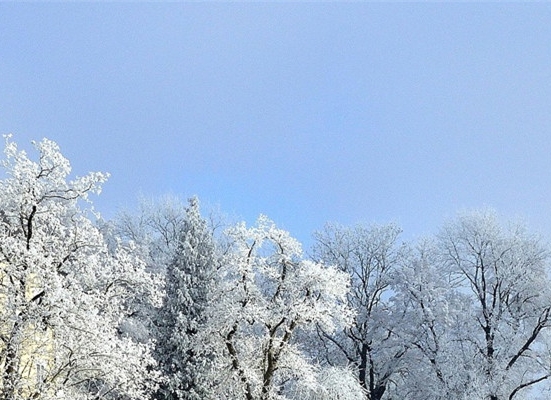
[155, 197, 217, 400]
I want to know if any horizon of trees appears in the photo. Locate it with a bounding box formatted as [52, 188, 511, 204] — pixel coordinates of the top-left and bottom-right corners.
[1, 136, 551, 400]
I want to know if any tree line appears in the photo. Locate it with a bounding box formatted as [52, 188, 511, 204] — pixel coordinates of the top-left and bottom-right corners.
[1, 136, 550, 400]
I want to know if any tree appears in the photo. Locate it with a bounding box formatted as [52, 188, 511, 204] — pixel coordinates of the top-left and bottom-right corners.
[435, 210, 551, 400]
[107, 195, 191, 344]
[393, 210, 551, 400]
[391, 239, 475, 400]
[205, 216, 353, 399]
[111, 195, 189, 273]
[155, 197, 218, 400]
[311, 223, 407, 400]
[0, 136, 160, 400]
[286, 366, 367, 400]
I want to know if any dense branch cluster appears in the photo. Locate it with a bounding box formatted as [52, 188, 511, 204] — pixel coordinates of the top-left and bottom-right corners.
[1, 137, 551, 400]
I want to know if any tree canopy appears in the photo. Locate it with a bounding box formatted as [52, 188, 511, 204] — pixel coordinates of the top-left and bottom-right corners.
[2, 136, 551, 400]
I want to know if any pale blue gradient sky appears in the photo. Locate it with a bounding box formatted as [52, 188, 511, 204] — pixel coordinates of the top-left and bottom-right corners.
[2, 4, 551, 245]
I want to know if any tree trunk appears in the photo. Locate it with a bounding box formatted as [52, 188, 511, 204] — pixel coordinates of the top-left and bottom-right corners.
[1, 322, 21, 400]
[358, 343, 368, 392]
[371, 384, 387, 400]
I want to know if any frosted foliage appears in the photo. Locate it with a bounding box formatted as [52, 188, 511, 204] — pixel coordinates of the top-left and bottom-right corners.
[6, 137, 551, 400]
[155, 197, 218, 400]
[112, 195, 188, 272]
[393, 210, 551, 400]
[0, 136, 160, 400]
[204, 216, 352, 400]
[106, 196, 188, 350]
[288, 366, 367, 400]
[439, 211, 551, 397]
[311, 223, 406, 399]
[391, 240, 476, 399]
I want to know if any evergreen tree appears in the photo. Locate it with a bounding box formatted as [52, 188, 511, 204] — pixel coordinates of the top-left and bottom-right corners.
[155, 197, 217, 400]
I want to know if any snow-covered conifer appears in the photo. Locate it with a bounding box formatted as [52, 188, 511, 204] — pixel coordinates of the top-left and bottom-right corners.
[155, 197, 218, 400]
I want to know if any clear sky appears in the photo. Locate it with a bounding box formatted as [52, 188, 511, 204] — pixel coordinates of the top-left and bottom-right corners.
[1, 3, 551, 246]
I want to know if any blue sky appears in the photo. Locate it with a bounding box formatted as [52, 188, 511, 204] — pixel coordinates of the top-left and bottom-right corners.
[1, 4, 551, 246]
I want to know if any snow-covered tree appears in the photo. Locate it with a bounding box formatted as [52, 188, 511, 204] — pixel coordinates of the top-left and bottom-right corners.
[106, 196, 191, 345]
[112, 195, 189, 273]
[155, 197, 218, 400]
[393, 210, 551, 400]
[435, 210, 551, 400]
[391, 239, 474, 399]
[205, 216, 353, 400]
[311, 223, 407, 400]
[286, 365, 367, 400]
[0, 136, 160, 400]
